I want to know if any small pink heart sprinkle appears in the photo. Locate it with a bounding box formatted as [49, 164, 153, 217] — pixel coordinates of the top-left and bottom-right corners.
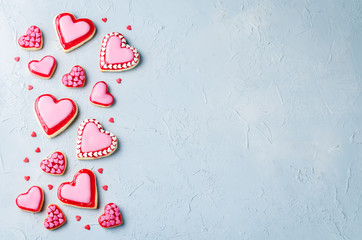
[109, 117, 114, 123]
[14, 57, 20, 62]
[126, 25, 132, 30]
[28, 85, 33, 90]
[84, 224, 90, 230]
[102, 18, 107, 22]
[24, 176, 30, 181]
[35, 147, 41, 153]
[48, 184, 53, 190]
[116, 78, 122, 84]
[31, 131, 37, 137]
[103, 185, 108, 191]
[98, 168, 103, 174]
[76, 215, 81, 221]
[23, 157, 29, 163]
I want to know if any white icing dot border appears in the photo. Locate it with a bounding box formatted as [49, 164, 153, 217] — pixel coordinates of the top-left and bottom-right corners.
[99, 32, 140, 71]
[76, 119, 118, 159]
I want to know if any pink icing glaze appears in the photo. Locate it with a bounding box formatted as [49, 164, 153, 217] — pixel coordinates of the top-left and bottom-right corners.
[37, 95, 74, 128]
[59, 15, 91, 43]
[29, 56, 55, 75]
[90, 81, 113, 106]
[60, 173, 91, 203]
[17, 186, 42, 211]
[105, 36, 134, 64]
[81, 122, 112, 152]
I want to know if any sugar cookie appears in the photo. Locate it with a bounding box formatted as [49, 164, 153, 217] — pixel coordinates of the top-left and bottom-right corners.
[28, 55, 56, 79]
[16, 186, 44, 212]
[44, 204, 66, 230]
[89, 81, 114, 107]
[40, 151, 67, 175]
[18, 25, 43, 50]
[62, 65, 86, 88]
[98, 203, 123, 228]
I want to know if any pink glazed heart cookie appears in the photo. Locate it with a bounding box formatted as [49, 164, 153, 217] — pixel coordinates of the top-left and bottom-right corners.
[62, 65, 86, 88]
[54, 13, 96, 52]
[40, 151, 67, 175]
[16, 186, 44, 212]
[44, 204, 66, 230]
[90, 81, 114, 107]
[76, 119, 118, 160]
[98, 203, 123, 228]
[57, 169, 98, 209]
[99, 32, 140, 72]
[18, 25, 43, 50]
[28, 56, 57, 79]
[34, 94, 78, 138]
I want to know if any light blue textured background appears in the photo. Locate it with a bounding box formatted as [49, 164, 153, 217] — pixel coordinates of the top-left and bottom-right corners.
[1, 0, 362, 239]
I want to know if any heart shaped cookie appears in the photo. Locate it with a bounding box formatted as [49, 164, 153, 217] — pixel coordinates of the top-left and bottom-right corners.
[99, 32, 140, 72]
[54, 13, 96, 52]
[98, 203, 123, 228]
[57, 169, 98, 209]
[28, 55, 57, 79]
[76, 119, 118, 159]
[16, 186, 44, 212]
[34, 94, 78, 138]
[62, 65, 86, 88]
[40, 151, 67, 175]
[90, 81, 114, 107]
[44, 204, 66, 230]
[18, 25, 43, 50]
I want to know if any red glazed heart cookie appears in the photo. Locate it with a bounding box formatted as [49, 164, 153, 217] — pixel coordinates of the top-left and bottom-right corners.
[99, 32, 140, 72]
[40, 151, 67, 175]
[90, 81, 114, 107]
[76, 119, 118, 159]
[34, 94, 78, 138]
[62, 65, 86, 88]
[54, 13, 96, 52]
[18, 25, 43, 50]
[98, 203, 123, 228]
[44, 204, 66, 230]
[16, 186, 44, 212]
[28, 55, 57, 79]
[57, 169, 98, 209]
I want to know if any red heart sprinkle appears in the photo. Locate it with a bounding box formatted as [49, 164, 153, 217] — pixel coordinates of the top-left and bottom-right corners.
[102, 18, 107, 22]
[76, 215, 81, 221]
[126, 25, 132, 30]
[108, 117, 114, 123]
[84, 224, 90, 230]
[28, 85, 33, 90]
[48, 184, 53, 190]
[35, 147, 41, 153]
[14, 57, 20, 62]
[98, 168, 103, 174]
[31, 131, 37, 137]
[24, 176, 30, 181]
[116, 78, 122, 84]
[23, 157, 29, 163]
[103, 185, 108, 191]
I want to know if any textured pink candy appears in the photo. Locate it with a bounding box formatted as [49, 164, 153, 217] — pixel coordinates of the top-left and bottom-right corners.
[40, 152, 66, 175]
[44, 204, 66, 230]
[18, 26, 42, 49]
[62, 65, 85, 88]
[98, 203, 123, 228]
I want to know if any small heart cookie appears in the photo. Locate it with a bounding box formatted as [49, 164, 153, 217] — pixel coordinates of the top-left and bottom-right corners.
[18, 25, 43, 50]
[98, 203, 123, 228]
[16, 186, 44, 212]
[90, 81, 114, 107]
[54, 13, 96, 52]
[76, 119, 118, 160]
[99, 32, 140, 72]
[62, 65, 86, 88]
[34, 94, 78, 138]
[44, 204, 66, 230]
[28, 56, 57, 79]
[40, 151, 67, 175]
[57, 169, 98, 209]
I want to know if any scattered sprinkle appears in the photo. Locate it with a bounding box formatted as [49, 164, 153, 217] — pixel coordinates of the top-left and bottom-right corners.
[28, 85, 33, 90]
[102, 18, 107, 22]
[108, 117, 114, 123]
[84, 224, 90, 230]
[48, 184, 53, 190]
[14, 57, 20, 62]
[116, 78, 122, 84]
[126, 25, 132, 30]
[35, 147, 41, 153]
[98, 168, 103, 174]
[24, 176, 30, 181]
[102, 185, 108, 191]
[31, 131, 37, 137]
[76, 215, 81, 221]
[23, 157, 29, 163]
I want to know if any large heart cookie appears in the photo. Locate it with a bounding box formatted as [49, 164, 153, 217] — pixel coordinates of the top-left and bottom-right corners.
[54, 12, 96, 52]
[89, 81, 114, 107]
[40, 151, 67, 175]
[16, 186, 44, 212]
[76, 119, 118, 159]
[57, 169, 97, 209]
[44, 204, 66, 230]
[18, 25, 43, 50]
[62, 65, 86, 88]
[28, 55, 57, 79]
[98, 203, 123, 228]
[34, 94, 78, 138]
[99, 32, 140, 72]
